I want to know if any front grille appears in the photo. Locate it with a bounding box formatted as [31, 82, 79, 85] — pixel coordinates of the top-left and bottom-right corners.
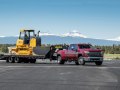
[88, 52, 102, 57]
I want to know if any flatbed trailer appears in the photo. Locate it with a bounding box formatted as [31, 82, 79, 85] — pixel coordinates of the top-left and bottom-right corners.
[0, 54, 48, 63]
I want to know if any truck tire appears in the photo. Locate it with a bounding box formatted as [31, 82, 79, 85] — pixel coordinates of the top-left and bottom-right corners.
[75, 57, 85, 65]
[95, 61, 103, 66]
[57, 56, 65, 64]
[30, 59, 36, 63]
[15, 57, 22, 63]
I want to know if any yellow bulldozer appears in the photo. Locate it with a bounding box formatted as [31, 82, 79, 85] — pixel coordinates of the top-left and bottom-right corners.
[11, 29, 41, 55]
[6, 29, 50, 63]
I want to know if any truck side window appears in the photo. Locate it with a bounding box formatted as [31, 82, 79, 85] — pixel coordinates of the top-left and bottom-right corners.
[68, 44, 74, 50]
[72, 44, 76, 50]
[68, 44, 78, 51]
[79, 45, 83, 49]
[68, 46, 71, 50]
[73, 44, 78, 51]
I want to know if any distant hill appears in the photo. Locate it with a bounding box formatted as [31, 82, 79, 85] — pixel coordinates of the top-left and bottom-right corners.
[0, 31, 120, 45]
[0, 36, 120, 46]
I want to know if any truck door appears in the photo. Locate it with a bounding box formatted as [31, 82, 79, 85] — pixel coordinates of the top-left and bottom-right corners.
[71, 44, 78, 59]
[67, 44, 77, 59]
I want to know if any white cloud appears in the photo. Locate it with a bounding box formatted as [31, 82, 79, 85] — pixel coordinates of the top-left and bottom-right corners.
[39, 32, 56, 36]
[0, 36, 6, 38]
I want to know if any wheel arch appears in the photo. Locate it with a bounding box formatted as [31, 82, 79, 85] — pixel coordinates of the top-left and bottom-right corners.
[78, 54, 82, 58]
[57, 54, 61, 57]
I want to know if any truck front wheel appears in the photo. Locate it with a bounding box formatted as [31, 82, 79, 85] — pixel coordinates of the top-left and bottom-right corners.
[76, 57, 85, 65]
[95, 61, 103, 66]
[57, 56, 65, 64]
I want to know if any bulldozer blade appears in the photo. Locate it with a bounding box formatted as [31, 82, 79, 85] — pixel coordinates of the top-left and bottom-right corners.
[33, 46, 50, 58]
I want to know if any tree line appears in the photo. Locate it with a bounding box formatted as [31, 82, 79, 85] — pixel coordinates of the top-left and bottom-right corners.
[95, 44, 120, 54]
[0, 44, 15, 53]
[0, 44, 120, 54]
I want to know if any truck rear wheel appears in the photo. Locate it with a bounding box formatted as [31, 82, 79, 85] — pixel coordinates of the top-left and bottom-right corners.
[57, 56, 65, 64]
[95, 61, 103, 66]
[75, 57, 85, 65]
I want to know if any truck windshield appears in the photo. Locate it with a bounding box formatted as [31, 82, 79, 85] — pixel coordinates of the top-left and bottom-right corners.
[79, 45, 92, 49]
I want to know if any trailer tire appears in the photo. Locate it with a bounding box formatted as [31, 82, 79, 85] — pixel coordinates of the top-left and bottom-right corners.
[30, 59, 36, 63]
[57, 56, 65, 64]
[15, 57, 22, 63]
[24, 59, 29, 63]
[6, 58, 9, 63]
[9, 57, 15, 63]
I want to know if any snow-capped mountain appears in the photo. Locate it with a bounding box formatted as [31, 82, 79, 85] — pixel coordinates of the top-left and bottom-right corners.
[62, 30, 87, 38]
[39, 30, 87, 38]
[107, 37, 120, 41]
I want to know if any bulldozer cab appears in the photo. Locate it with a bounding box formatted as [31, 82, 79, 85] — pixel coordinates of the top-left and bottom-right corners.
[19, 30, 35, 45]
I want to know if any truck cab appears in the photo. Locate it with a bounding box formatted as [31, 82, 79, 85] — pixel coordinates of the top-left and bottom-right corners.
[56, 44, 104, 65]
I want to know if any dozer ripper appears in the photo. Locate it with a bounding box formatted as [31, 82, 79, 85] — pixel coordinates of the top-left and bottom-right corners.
[0, 29, 51, 63]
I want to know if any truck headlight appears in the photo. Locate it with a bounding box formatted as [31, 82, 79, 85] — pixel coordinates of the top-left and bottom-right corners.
[101, 51, 104, 55]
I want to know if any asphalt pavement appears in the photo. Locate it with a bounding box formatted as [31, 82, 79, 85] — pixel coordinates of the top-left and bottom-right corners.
[0, 60, 120, 90]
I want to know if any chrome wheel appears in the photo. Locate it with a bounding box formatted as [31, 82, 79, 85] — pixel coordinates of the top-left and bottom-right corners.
[76, 57, 85, 65]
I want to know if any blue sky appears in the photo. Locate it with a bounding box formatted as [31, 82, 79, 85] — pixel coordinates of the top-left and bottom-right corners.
[0, 0, 120, 39]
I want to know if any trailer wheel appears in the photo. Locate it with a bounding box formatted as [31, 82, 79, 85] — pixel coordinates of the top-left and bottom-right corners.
[6, 58, 9, 63]
[95, 61, 103, 66]
[9, 57, 15, 63]
[75, 57, 85, 65]
[30, 59, 36, 63]
[57, 56, 65, 64]
[24, 59, 29, 63]
[15, 57, 21, 63]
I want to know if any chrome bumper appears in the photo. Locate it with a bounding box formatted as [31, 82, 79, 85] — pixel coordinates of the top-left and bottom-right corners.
[83, 57, 103, 62]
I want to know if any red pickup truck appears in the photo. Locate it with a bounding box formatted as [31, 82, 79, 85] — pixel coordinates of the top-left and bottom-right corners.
[56, 44, 104, 65]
